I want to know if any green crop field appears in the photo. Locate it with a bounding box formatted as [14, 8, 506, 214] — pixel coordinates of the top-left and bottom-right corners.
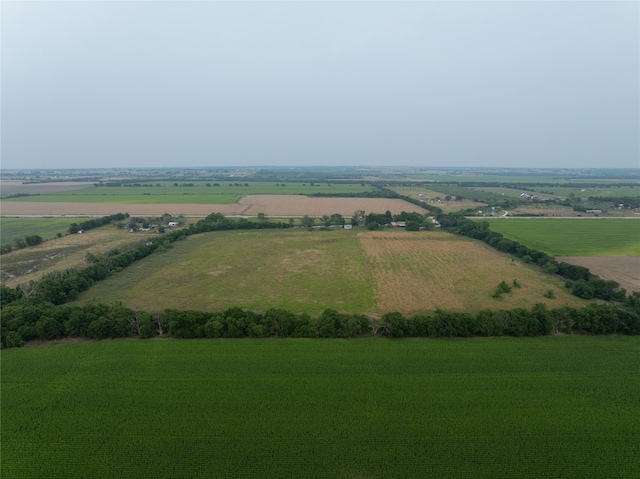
[73, 228, 583, 315]
[485, 218, 640, 256]
[2, 336, 639, 478]
[2, 181, 374, 204]
[0, 217, 82, 245]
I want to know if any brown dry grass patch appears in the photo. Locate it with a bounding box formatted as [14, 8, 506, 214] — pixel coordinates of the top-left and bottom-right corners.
[358, 230, 585, 315]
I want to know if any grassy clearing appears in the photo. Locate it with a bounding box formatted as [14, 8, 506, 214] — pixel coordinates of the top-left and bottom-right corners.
[2, 336, 639, 479]
[0, 217, 81, 244]
[485, 218, 640, 256]
[74, 229, 584, 315]
[3, 182, 374, 204]
[75, 228, 376, 315]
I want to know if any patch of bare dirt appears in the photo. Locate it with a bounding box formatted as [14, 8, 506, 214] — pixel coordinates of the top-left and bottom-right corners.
[555, 256, 640, 293]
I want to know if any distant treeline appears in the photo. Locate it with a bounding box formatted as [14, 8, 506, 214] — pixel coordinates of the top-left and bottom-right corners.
[435, 212, 628, 302]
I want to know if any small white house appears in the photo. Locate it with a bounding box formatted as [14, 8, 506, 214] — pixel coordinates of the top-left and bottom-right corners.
[167, 222, 179, 228]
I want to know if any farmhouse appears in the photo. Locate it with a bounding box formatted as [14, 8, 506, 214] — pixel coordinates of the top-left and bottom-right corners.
[167, 222, 179, 228]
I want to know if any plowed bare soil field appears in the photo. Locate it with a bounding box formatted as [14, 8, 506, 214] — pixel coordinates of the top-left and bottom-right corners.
[358, 231, 584, 314]
[556, 256, 639, 293]
[0, 195, 427, 217]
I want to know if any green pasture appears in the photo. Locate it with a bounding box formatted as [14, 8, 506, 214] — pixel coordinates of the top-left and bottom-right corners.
[3, 181, 374, 204]
[75, 228, 376, 315]
[0, 217, 81, 245]
[485, 218, 640, 256]
[2, 336, 639, 479]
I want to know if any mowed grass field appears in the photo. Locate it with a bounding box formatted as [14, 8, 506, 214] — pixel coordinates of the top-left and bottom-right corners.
[74, 228, 584, 316]
[485, 219, 640, 256]
[2, 181, 374, 204]
[76, 228, 377, 315]
[2, 336, 639, 479]
[0, 216, 82, 245]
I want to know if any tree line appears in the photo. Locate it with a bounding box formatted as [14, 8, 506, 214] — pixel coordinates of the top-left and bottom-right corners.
[2, 298, 639, 349]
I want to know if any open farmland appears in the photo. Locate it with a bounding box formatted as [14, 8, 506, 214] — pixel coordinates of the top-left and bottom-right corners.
[0, 181, 95, 197]
[3, 337, 639, 479]
[484, 219, 640, 256]
[74, 228, 584, 316]
[0, 195, 428, 217]
[1, 181, 374, 203]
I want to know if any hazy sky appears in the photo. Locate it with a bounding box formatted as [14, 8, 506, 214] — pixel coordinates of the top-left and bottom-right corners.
[2, 1, 638, 170]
